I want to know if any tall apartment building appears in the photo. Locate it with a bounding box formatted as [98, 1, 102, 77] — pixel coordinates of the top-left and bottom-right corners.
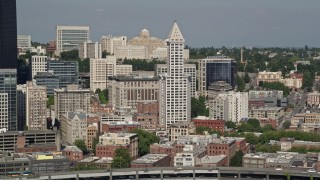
[90, 56, 132, 92]
[198, 56, 237, 96]
[47, 60, 79, 88]
[108, 75, 159, 114]
[257, 71, 282, 85]
[159, 22, 191, 128]
[96, 133, 138, 159]
[78, 41, 102, 59]
[26, 81, 47, 130]
[128, 29, 166, 59]
[0, 69, 17, 131]
[100, 35, 127, 54]
[54, 85, 91, 119]
[155, 64, 196, 97]
[31, 55, 47, 79]
[55, 26, 90, 56]
[34, 72, 60, 95]
[209, 92, 248, 122]
[17, 35, 31, 49]
[17, 84, 26, 130]
[61, 111, 87, 145]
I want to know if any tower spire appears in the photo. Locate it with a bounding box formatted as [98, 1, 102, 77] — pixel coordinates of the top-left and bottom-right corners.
[167, 21, 184, 41]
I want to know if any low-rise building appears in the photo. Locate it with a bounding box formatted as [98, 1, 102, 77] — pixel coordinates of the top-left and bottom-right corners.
[196, 155, 228, 167]
[132, 101, 159, 130]
[207, 138, 236, 165]
[96, 133, 138, 159]
[305, 113, 320, 123]
[62, 146, 83, 161]
[257, 71, 282, 85]
[78, 156, 112, 169]
[192, 117, 225, 134]
[174, 145, 207, 167]
[131, 154, 170, 168]
[0, 152, 30, 176]
[307, 91, 320, 107]
[168, 123, 195, 142]
[291, 114, 305, 127]
[28, 152, 70, 175]
[101, 121, 141, 133]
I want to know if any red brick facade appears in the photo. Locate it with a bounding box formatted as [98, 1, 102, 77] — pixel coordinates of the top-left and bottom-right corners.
[192, 119, 225, 134]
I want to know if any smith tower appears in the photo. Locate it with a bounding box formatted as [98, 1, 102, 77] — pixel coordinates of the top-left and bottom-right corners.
[159, 21, 191, 128]
[0, 0, 18, 130]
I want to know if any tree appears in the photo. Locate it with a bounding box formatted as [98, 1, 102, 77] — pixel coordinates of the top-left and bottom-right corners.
[92, 137, 99, 155]
[283, 121, 291, 129]
[261, 124, 276, 132]
[111, 147, 131, 168]
[95, 88, 101, 94]
[230, 151, 244, 167]
[245, 133, 259, 145]
[225, 121, 236, 129]
[130, 129, 160, 156]
[244, 73, 250, 83]
[102, 51, 110, 58]
[60, 50, 79, 59]
[191, 96, 209, 118]
[259, 81, 290, 97]
[236, 75, 245, 92]
[195, 126, 220, 136]
[47, 95, 54, 108]
[74, 139, 87, 153]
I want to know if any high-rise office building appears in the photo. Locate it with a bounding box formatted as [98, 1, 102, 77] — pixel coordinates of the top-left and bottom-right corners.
[17, 35, 32, 49]
[26, 81, 47, 130]
[159, 22, 191, 128]
[31, 56, 47, 79]
[198, 56, 237, 97]
[0, 69, 17, 130]
[47, 60, 79, 88]
[0, 0, 18, 69]
[34, 72, 60, 95]
[17, 84, 27, 130]
[55, 26, 90, 56]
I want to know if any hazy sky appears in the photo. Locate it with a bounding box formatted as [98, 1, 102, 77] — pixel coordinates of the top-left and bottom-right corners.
[17, 0, 320, 48]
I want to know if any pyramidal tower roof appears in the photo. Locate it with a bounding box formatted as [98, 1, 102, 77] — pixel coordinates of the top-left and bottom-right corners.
[167, 21, 184, 41]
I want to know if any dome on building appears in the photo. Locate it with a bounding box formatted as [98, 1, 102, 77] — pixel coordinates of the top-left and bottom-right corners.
[140, 29, 150, 38]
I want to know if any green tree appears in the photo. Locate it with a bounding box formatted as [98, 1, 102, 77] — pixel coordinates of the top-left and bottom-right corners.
[95, 88, 101, 94]
[130, 129, 160, 156]
[111, 147, 131, 168]
[74, 139, 87, 153]
[245, 133, 259, 145]
[259, 82, 290, 97]
[225, 121, 236, 129]
[289, 146, 308, 154]
[230, 151, 244, 167]
[261, 124, 276, 132]
[92, 137, 99, 155]
[195, 126, 220, 136]
[47, 95, 54, 108]
[283, 121, 291, 129]
[236, 75, 245, 92]
[244, 73, 250, 83]
[60, 50, 79, 59]
[191, 96, 209, 118]
[256, 144, 280, 153]
[102, 51, 111, 58]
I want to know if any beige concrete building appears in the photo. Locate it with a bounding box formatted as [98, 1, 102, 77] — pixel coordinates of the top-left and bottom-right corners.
[114, 45, 148, 60]
[87, 124, 98, 150]
[280, 78, 302, 89]
[54, 85, 91, 119]
[307, 91, 320, 107]
[128, 29, 166, 59]
[305, 113, 320, 123]
[257, 71, 282, 85]
[31, 56, 47, 79]
[249, 107, 285, 120]
[26, 81, 47, 130]
[168, 123, 195, 142]
[61, 111, 87, 145]
[100, 35, 127, 54]
[108, 75, 159, 114]
[78, 41, 102, 59]
[90, 56, 132, 92]
[97, 132, 138, 159]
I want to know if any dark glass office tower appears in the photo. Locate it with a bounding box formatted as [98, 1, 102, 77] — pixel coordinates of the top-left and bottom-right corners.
[206, 60, 237, 89]
[0, 0, 18, 68]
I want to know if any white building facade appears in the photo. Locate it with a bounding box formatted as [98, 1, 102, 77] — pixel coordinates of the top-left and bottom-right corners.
[31, 56, 47, 79]
[56, 26, 90, 56]
[159, 22, 191, 128]
[79, 41, 102, 59]
[100, 35, 127, 55]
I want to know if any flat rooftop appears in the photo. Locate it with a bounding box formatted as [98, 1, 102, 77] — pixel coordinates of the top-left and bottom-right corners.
[132, 154, 168, 164]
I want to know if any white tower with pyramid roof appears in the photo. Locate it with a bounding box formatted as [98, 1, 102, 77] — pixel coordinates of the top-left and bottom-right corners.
[159, 21, 191, 129]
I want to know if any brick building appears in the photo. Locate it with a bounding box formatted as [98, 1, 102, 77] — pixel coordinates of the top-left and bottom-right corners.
[101, 121, 141, 133]
[96, 133, 138, 159]
[62, 146, 83, 161]
[192, 117, 225, 134]
[207, 138, 236, 165]
[132, 101, 160, 130]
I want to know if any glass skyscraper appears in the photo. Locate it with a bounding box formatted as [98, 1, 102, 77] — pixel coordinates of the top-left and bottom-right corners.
[47, 61, 79, 89]
[0, 0, 18, 69]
